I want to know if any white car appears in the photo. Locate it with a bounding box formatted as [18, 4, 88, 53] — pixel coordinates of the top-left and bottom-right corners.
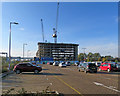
[65, 61, 71, 66]
[53, 61, 59, 66]
[59, 62, 67, 67]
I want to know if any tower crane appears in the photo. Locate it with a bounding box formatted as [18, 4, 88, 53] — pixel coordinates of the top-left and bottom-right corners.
[41, 19, 44, 42]
[52, 2, 59, 43]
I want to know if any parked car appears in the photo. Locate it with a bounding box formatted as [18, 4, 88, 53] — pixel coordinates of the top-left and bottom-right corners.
[59, 62, 67, 67]
[53, 61, 59, 66]
[13, 62, 42, 74]
[99, 62, 117, 72]
[42, 62, 45, 64]
[115, 64, 120, 71]
[49, 62, 53, 65]
[65, 61, 71, 66]
[74, 62, 79, 66]
[95, 62, 102, 67]
[78, 62, 97, 73]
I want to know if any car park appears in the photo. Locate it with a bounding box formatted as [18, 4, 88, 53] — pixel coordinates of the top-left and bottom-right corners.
[13, 62, 42, 74]
[115, 64, 120, 71]
[78, 62, 97, 73]
[49, 62, 54, 65]
[95, 62, 102, 67]
[99, 62, 117, 72]
[59, 62, 67, 67]
[65, 61, 71, 66]
[74, 62, 79, 66]
[42, 62, 45, 64]
[53, 61, 59, 66]
[31, 61, 36, 65]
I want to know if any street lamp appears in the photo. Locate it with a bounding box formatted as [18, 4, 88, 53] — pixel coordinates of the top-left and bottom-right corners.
[9, 22, 18, 71]
[23, 43, 27, 58]
[82, 48, 86, 62]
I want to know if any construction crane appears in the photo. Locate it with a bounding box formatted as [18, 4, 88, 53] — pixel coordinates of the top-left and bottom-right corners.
[41, 19, 44, 42]
[52, 2, 59, 43]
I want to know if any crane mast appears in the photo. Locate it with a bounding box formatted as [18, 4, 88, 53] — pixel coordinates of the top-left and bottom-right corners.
[52, 2, 59, 43]
[41, 19, 44, 42]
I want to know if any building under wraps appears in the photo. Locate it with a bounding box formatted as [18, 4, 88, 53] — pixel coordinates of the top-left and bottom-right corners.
[36, 42, 79, 61]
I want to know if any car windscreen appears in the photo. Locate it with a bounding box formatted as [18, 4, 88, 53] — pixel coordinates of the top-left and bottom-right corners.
[88, 63, 96, 67]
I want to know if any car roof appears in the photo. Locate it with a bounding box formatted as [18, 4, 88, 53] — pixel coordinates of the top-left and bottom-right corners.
[18, 62, 31, 64]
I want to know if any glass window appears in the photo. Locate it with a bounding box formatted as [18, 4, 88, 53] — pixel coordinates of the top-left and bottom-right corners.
[103, 64, 108, 66]
[19, 64, 27, 67]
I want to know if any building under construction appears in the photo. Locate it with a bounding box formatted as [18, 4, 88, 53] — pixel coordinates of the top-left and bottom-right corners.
[36, 42, 79, 61]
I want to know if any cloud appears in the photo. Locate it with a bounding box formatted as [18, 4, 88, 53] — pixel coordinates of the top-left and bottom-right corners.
[79, 43, 118, 57]
[19, 28, 25, 31]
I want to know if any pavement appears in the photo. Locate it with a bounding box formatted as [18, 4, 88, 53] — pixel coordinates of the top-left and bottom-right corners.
[2, 64, 120, 95]
[0, 71, 14, 78]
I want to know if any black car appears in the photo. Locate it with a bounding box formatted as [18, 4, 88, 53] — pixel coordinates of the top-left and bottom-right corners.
[78, 62, 97, 73]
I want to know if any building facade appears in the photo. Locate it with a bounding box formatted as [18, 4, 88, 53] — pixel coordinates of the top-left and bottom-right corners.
[36, 42, 79, 61]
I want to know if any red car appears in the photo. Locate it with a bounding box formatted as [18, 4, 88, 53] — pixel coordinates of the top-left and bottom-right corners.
[13, 62, 42, 74]
[99, 62, 116, 72]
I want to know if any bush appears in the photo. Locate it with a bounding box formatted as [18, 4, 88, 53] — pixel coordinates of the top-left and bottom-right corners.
[2, 67, 8, 73]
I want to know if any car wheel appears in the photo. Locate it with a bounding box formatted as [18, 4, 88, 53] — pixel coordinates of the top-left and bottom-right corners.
[16, 70, 21, 74]
[34, 70, 39, 74]
[107, 69, 110, 72]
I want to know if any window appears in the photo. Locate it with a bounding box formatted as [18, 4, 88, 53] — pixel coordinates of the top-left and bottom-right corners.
[26, 63, 33, 66]
[103, 64, 108, 66]
[19, 64, 27, 67]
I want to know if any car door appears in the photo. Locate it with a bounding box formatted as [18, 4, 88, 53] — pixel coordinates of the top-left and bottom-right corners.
[26, 63, 36, 72]
[19, 64, 28, 72]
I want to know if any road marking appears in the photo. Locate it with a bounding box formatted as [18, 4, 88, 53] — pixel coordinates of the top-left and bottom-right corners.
[93, 82, 120, 93]
[54, 76, 82, 95]
[50, 83, 52, 85]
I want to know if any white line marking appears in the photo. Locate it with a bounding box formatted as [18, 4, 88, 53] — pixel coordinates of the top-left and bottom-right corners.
[93, 82, 120, 93]
[50, 83, 52, 85]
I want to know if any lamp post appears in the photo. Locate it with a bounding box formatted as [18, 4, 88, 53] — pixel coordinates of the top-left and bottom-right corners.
[82, 48, 86, 62]
[23, 43, 27, 58]
[9, 22, 18, 70]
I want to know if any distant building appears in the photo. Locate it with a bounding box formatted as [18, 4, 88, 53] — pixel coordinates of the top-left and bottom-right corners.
[36, 42, 79, 61]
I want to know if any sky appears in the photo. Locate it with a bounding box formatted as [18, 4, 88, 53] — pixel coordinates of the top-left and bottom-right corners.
[1, 2, 118, 57]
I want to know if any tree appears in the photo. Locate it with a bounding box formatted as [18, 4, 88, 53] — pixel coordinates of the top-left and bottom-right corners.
[87, 57, 90, 62]
[93, 53, 101, 61]
[87, 52, 93, 62]
[115, 59, 118, 63]
[102, 58, 106, 62]
[78, 53, 86, 62]
[98, 57, 101, 61]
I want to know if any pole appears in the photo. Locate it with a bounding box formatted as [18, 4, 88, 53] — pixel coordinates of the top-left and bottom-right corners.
[41, 19, 44, 42]
[8, 22, 18, 70]
[8, 23, 11, 70]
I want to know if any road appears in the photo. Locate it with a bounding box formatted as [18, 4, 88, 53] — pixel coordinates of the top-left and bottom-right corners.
[2, 64, 120, 95]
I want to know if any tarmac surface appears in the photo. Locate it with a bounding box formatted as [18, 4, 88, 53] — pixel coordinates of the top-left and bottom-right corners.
[2, 64, 120, 95]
